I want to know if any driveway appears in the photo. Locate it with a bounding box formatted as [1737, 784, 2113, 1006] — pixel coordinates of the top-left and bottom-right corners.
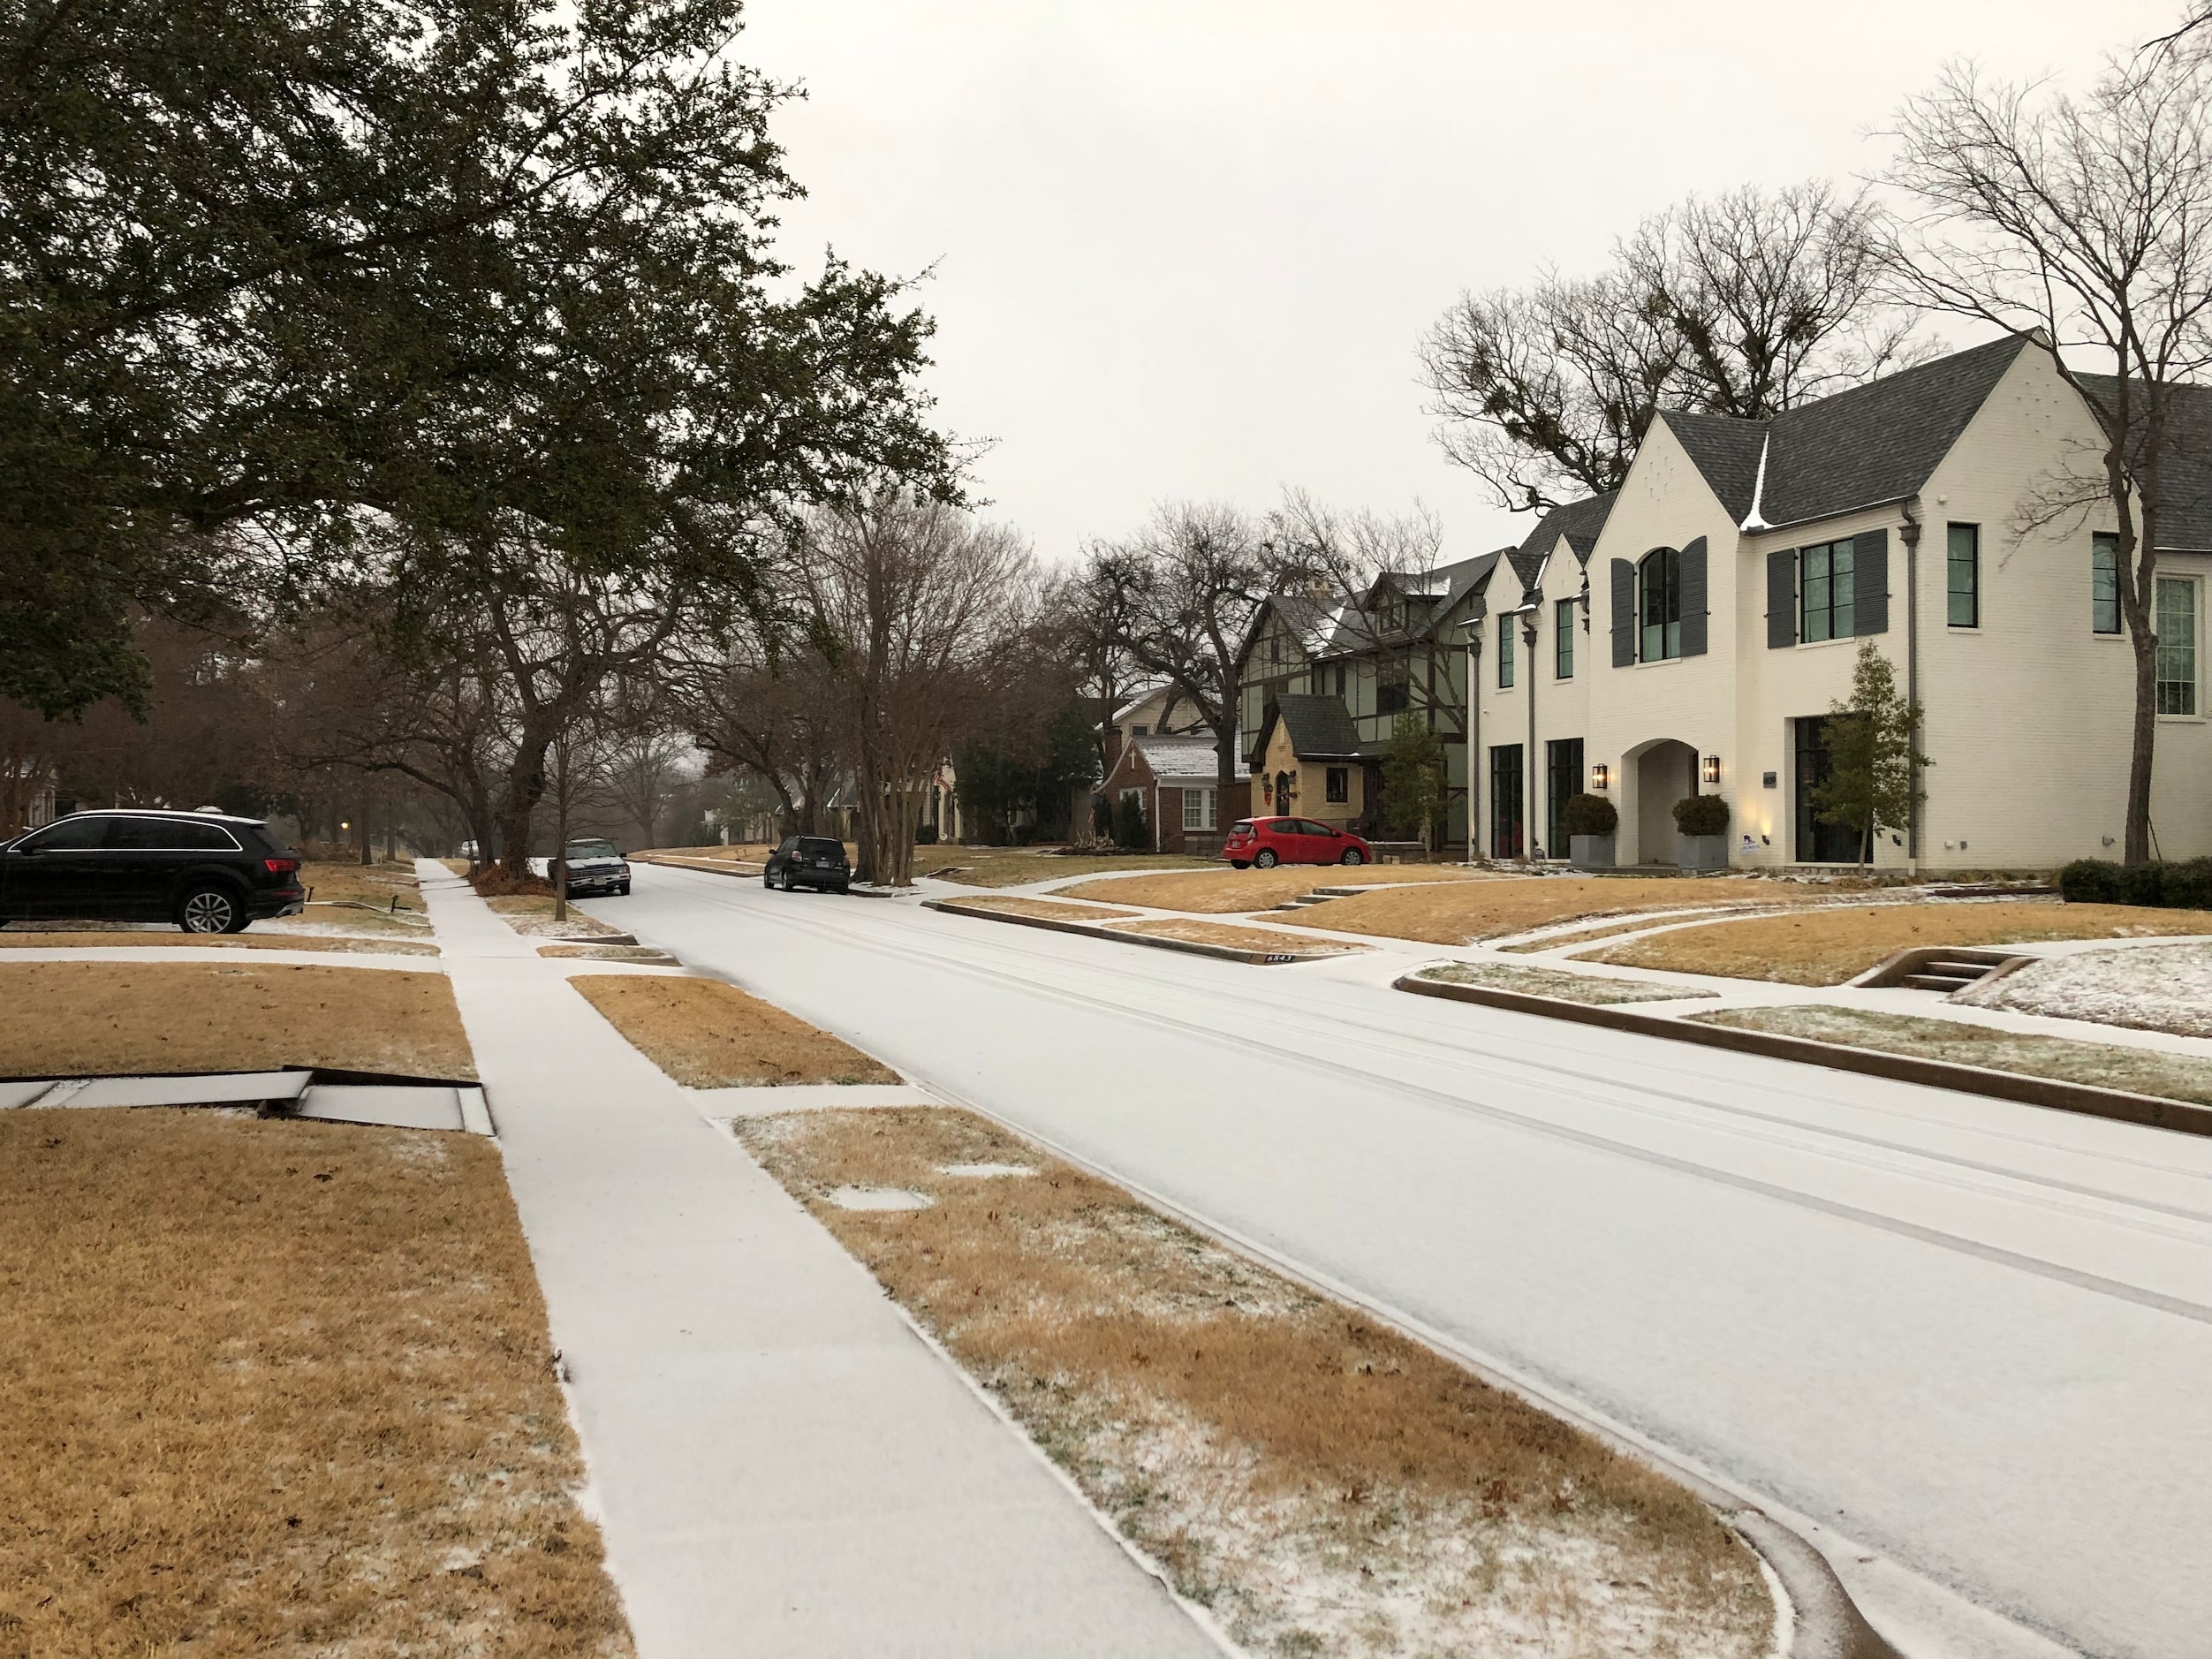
[604, 863, 2212, 1659]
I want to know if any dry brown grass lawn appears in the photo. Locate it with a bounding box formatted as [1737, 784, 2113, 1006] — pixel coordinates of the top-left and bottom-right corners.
[1583, 901, 2212, 986]
[942, 895, 1140, 921]
[1415, 962, 1717, 1005]
[927, 846, 1216, 888]
[1689, 1004, 2212, 1104]
[0, 928, 436, 956]
[1063, 863, 1490, 913]
[568, 973, 896, 1087]
[633, 842, 776, 862]
[0, 962, 474, 1079]
[735, 1108, 1767, 1659]
[298, 859, 420, 910]
[1106, 918, 1367, 957]
[1289, 875, 1850, 945]
[485, 895, 625, 939]
[0, 1110, 632, 1659]
[538, 943, 681, 964]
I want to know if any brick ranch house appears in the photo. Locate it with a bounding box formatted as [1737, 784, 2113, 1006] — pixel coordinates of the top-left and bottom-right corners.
[1102, 734, 1249, 855]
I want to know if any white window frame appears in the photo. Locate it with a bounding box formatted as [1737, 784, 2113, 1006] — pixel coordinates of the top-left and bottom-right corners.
[2155, 573, 2201, 719]
[1182, 786, 1217, 831]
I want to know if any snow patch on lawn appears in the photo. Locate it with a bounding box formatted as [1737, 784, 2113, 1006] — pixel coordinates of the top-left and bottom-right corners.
[1960, 942, 2212, 1039]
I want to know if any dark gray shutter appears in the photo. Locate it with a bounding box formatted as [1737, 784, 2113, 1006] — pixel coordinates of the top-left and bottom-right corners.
[1610, 558, 1636, 666]
[1678, 536, 1708, 656]
[1766, 549, 1796, 649]
[1853, 529, 1890, 635]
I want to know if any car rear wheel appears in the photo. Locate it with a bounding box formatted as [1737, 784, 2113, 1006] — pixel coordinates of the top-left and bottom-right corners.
[1339, 847, 1365, 865]
[178, 885, 243, 934]
[1254, 849, 1278, 869]
[779, 868, 797, 891]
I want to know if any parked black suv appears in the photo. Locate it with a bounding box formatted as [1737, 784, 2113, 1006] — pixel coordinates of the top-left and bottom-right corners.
[0, 810, 306, 933]
[762, 835, 851, 894]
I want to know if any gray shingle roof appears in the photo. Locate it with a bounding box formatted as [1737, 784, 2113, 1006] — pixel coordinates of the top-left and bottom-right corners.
[1661, 334, 2032, 530]
[1516, 492, 1617, 567]
[1264, 693, 1362, 759]
[2076, 373, 2212, 552]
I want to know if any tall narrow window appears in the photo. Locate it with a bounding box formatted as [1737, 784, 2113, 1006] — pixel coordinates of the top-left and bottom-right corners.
[1555, 597, 1576, 678]
[1800, 540, 1856, 641]
[1497, 615, 1516, 688]
[1376, 655, 1410, 715]
[1639, 549, 1681, 661]
[2157, 578, 2198, 715]
[1946, 524, 1979, 627]
[2093, 534, 2122, 634]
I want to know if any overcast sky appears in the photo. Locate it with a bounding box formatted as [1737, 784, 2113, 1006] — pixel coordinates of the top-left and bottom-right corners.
[736, 0, 2181, 564]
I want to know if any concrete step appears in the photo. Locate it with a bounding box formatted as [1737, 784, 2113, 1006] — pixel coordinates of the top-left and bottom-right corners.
[1902, 972, 1981, 992]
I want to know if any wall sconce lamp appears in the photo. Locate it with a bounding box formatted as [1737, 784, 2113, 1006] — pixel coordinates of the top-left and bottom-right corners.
[1592, 764, 1610, 792]
[1702, 754, 1721, 786]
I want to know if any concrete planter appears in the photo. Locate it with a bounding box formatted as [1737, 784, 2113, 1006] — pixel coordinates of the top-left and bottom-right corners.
[1676, 832, 1728, 871]
[1569, 834, 1616, 870]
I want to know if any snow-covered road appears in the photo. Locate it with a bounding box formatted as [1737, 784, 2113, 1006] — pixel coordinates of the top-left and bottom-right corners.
[605, 865, 2212, 1659]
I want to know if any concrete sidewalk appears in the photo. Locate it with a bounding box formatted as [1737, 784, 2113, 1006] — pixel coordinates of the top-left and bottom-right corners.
[415, 861, 1216, 1659]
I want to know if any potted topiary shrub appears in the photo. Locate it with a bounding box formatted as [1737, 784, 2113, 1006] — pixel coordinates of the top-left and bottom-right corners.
[1672, 794, 1730, 870]
[1562, 792, 1617, 870]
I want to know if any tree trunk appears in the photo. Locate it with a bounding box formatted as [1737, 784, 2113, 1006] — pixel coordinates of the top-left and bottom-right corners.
[497, 739, 550, 882]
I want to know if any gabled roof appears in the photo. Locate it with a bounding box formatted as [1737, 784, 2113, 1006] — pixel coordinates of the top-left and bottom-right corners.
[1517, 492, 1617, 568]
[1660, 333, 2033, 531]
[1254, 693, 1362, 761]
[1126, 734, 1222, 784]
[2076, 374, 2212, 552]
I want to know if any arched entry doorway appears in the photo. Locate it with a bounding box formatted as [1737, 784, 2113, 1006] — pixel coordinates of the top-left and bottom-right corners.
[1625, 739, 1698, 865]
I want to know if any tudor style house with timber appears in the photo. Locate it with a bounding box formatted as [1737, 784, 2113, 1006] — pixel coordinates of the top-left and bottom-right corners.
[1236, 559, 1500, 845]
[1468, 332, 2212, 870]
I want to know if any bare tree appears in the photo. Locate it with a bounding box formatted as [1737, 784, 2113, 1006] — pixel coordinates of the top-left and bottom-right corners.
[798, 489, 1038, 886]
[1887, 49, 2212, 862]
[1076, 503, 1276, 795]
[670, 629, 846, 839]
[1419, 181, 1920, 511]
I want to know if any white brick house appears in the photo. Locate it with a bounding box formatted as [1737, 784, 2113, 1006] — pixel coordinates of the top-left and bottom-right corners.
[1468, 334, 2212, 870]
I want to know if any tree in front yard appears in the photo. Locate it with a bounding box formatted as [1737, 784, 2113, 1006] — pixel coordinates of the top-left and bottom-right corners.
[1112, 792, 1148, 851]
[1381, 712, 1447, 849]
[1810, 643, 1929, 870]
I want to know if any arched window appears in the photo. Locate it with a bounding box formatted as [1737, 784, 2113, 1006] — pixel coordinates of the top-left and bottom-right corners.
[1640, 548, 1681, 662]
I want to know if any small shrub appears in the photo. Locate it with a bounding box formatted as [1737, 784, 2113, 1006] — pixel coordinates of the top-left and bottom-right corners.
[469, 864, 555, 898]
[2163, 855, 2212, 910]
[1561, 793, 1617, 837]
[2057, 859, 2125, 904]
[1112, 792, 1148, 850]
[2120, 860, 2168, 907]
[1091, 795, 1113, 839]
[1671, 795, 1730, 837]
[914, 823, 939, 846]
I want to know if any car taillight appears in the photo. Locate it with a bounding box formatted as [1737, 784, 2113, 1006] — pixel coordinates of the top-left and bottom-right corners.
[265, 858, 299, 876]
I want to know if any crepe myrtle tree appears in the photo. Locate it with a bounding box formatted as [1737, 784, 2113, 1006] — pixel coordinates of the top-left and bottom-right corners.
[1887, 49, 2212, 864]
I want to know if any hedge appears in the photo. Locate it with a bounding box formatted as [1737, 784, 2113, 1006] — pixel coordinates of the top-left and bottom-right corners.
[2057, 856, 2212, 909]
[1671, 794, 1730, 837]
[1561, 792, 1617, 837]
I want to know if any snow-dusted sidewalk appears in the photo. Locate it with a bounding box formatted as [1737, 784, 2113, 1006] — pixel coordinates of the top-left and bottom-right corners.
[413, 862, 1217, 1659]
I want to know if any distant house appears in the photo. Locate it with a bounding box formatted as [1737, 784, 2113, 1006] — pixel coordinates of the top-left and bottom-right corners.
[1102, 685, 1210, 775]
[1236, 556, 1503, 846]
[1472, 332, 2212, 868]
[1102, 735, 1246, 854]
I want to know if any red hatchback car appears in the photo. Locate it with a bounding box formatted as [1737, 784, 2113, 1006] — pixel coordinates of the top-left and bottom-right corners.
[1223, 816, 1373, 868]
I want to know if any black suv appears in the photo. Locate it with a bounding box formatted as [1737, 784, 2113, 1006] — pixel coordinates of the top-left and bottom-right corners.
[762, 835, 851, 894]
[0, 810, 307, 934]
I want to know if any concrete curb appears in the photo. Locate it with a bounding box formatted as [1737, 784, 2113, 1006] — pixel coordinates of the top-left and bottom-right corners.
[1396, 973, 2212, 1140]
[922, 898, 1340, 966]
[921, 1087, 1902, 1659]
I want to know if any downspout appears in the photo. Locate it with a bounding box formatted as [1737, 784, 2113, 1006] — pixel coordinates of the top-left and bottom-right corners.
[1466, 628, 1482, 864]
[1899, 498, 1922, 873]
[1525, 611, 1540, 861]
